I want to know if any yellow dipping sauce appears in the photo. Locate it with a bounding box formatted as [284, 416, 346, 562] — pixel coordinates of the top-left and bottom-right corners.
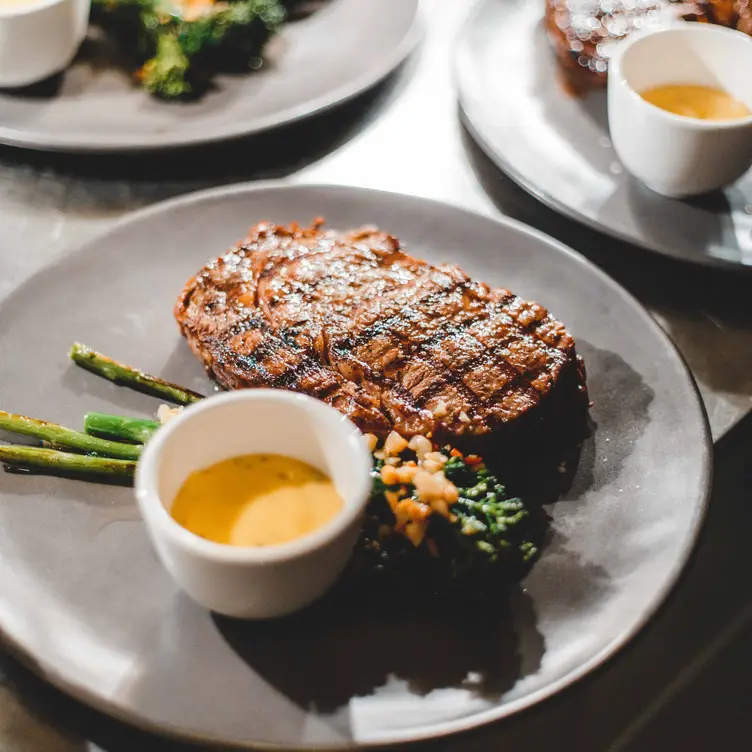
[640, 85, 751, 122]
[171, 454, 343, 547]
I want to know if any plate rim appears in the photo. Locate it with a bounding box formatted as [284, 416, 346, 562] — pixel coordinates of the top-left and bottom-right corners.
[453, 0, 752, 274]
[0, 181, 713, 748]
[0, 0, 422, 154]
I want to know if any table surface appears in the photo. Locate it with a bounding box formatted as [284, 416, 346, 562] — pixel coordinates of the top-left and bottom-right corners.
[1, 1, 750, 749]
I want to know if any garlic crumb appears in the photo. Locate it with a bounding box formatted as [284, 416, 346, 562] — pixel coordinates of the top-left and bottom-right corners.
[380, 464, 399, 486]
[157, 405, 183, 425]
[408, 434, 432, 459]
[384, 430, 409, 456]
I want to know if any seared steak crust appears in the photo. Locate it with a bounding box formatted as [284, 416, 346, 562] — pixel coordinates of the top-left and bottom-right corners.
[175, 220, 588, 445]
[545, 1, 750, 95]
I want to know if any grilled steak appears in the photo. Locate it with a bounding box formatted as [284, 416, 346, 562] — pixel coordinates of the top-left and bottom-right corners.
[174, 220, 588, 448]
[545, 1, 750, 95]
[702, 0, 752, 32]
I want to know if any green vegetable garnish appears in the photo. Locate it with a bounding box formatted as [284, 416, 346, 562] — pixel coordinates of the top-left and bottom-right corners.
[1, 344, 544, 600]
[345, 450, 542, 598]
[90, 0, 287, 99]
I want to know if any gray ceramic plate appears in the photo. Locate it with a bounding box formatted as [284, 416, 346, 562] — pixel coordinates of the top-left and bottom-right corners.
[455, 0, 752, 272]
[0, 0, 419, 152]
[0, 183, 710, 748]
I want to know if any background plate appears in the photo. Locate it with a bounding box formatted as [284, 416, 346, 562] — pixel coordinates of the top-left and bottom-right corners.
[0, 184, 710, 747]
[455, 0, 752, 272]
[0, 0, 419, 152]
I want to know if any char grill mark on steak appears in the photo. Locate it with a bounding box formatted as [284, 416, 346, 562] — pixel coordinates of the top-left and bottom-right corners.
[174, 220, 588, 443]
[326, 277, 494, 430]
[176, 244, 393, 436]
[202, 324, 392, 436]
[330, 277, 570, 426]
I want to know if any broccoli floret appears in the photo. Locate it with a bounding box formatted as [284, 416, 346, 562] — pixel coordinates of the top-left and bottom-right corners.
[175, 0, 286, 68]
[91, 0, 287, 99]
[139, 30, 192, 98]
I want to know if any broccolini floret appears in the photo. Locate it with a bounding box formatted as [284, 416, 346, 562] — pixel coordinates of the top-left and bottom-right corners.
[176, 0, 286, 57]
[139, 30, 192, 98]
[91, 0, 287, 99]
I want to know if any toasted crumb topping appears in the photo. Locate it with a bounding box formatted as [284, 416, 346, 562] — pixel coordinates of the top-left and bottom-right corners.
[157, 405, 183, 424]
[368, 431, 463, 547]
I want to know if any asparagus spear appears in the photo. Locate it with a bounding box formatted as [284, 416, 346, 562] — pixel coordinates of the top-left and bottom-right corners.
[0, 410, 141, 461]
[0, 446, 135, 478]
[84, 412, 160, 444]
[69, 343, 205, 406]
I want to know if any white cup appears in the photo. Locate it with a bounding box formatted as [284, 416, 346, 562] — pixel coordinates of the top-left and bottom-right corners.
[608, 23, 752, 199]
[0, 0, 90, 88]
[134, 390, 373, 620]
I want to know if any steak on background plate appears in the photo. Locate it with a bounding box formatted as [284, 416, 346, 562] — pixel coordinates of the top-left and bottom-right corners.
[546, 0, 751, 95]
[175, 220, 589, 452]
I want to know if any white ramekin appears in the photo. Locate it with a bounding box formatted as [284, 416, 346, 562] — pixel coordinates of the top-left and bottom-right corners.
[0, 0, 90, 88]
[608, 23, 752, 199]
[134, 390, 373, 620]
